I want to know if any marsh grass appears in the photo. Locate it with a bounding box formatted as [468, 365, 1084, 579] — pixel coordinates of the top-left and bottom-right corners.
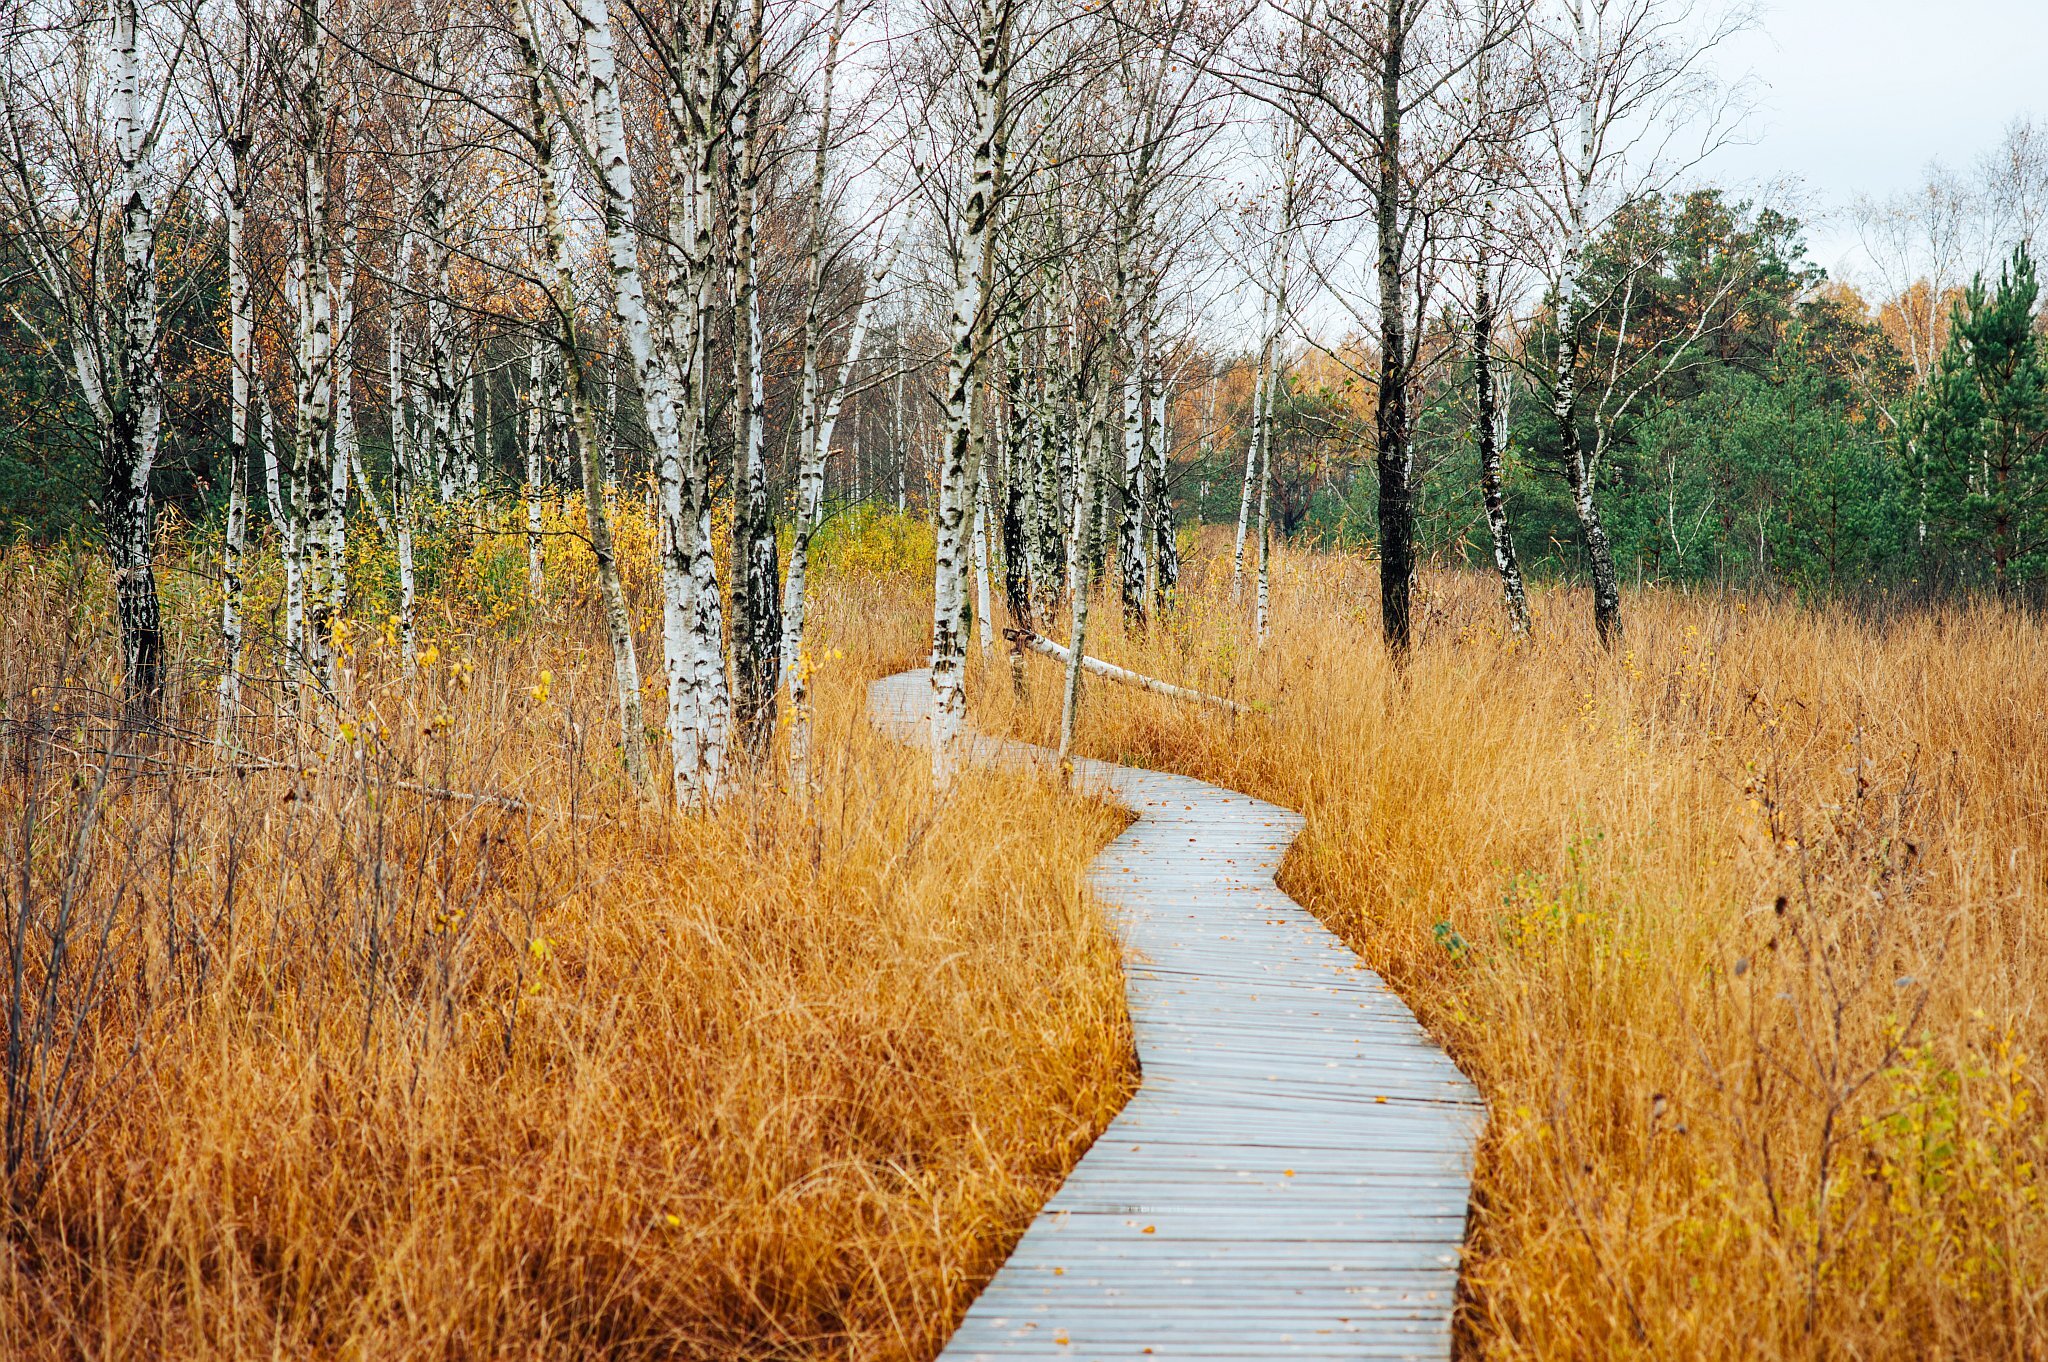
[0, 520, 1132, 1360]
[976, 535, 2048, 1358]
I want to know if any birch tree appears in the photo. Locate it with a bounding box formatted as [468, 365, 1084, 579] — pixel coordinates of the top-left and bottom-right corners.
[727, 0, 781, 760]
[574, 0, 729, 804]
[291, 0, 340, 687]
[0, 0, 188, 713]
[512, 0, 654, 798]
[1223, 0, 1522, 653]
[193, 0, 271, 737]
[1530, 0, 1745, 647]
[927, 0, 1011, 789]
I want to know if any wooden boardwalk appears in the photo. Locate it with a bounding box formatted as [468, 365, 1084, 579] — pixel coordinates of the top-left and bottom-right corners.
[870, 670, 1484, 1361]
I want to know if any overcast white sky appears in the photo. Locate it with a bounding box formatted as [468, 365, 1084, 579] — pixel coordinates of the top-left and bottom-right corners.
[1702, 0, 2048, 282]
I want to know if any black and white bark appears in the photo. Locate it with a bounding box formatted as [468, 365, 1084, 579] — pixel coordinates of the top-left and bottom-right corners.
[727, 0, 780, 760]
[218, 141, 252, 740]
[386, 199, 419, 663]
[929, 0, 1010, 789]
[783, 223, 899, 789]
[1472, 254, 1531, 635]
[524, 332, 546, 600]
[291, 0, 339, 689]
[1, 0, 180, 712]
[576, 0, 727, 804]
[514, 0, 653, 798]
[1118, 295, 1152, 626]
[1056, 384, 1112, 770]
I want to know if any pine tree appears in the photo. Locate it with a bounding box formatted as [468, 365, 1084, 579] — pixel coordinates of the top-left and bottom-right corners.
[1913, 244, 2048, 596]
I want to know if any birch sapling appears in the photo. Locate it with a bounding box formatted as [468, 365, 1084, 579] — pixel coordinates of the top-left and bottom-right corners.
[1255, 362, 1275, 643]
[1232, 284, 1278, 602]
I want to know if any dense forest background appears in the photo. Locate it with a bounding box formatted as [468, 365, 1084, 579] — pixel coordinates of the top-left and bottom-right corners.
[11, 179, 2046, 606]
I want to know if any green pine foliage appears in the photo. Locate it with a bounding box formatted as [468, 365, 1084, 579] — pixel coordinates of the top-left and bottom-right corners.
[1909, 245, 2048, 594]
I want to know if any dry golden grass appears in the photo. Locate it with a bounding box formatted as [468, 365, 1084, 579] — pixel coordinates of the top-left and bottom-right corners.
[0, 540, 1133, 1360]
[978, 535, 2048, 1359]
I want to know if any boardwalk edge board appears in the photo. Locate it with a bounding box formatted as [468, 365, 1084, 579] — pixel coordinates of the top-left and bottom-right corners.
[869, 669, 1485, 1362]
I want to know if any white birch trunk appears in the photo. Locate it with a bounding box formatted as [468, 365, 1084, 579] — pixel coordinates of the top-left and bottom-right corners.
[292, 0, 336, 688]
[1255, 372, 1275, 643]
[783, 222, 899, 790]
[1149, 363, 1174, 605]
[928, 0, 1006, 790]
[785, 0, 845, 792]
[513, 0, 653, 796]
[217, 156, 251, 742]
[1119, 317, 1150, 624]
[729, 0, 780, 757]
[109, 0, 166, 710]
[327, 214, 356, 637]
[576, 0, 724, 805]
[1056, 388, 1109, 769]
[1556, 0, 1622, 646]
[1231, 288, 1276, 603]
[525, 333, 545, 599]
[387, 212, 418, 664]
[972, 462, 994, 659]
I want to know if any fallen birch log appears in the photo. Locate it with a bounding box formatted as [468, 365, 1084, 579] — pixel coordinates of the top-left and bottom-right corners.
[1004, 629, 1255, 716]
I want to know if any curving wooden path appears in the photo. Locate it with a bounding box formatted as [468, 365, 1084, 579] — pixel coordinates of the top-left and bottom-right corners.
[870, 670, 1484, 1361]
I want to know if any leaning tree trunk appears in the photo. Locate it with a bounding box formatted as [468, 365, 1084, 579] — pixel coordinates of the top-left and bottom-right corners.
[783, 226, 898, 790]
[928, 0, 1006, 790]
[1473, 260, 1530, 636]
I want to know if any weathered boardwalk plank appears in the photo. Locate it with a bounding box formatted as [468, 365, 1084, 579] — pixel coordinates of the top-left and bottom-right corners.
[869, 670, 1483, 1361]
